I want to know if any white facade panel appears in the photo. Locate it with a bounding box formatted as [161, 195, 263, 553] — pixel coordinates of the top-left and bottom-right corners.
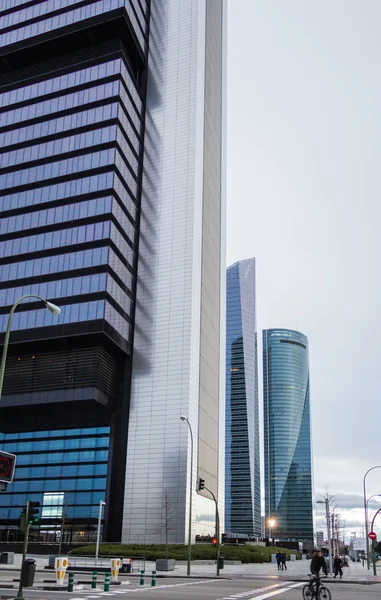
[122, 0, 225, 544]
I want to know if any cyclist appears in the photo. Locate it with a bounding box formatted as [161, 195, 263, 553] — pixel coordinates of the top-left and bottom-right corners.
[309, 550, 328, 594]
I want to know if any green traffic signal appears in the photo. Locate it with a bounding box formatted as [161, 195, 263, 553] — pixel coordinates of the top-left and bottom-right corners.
[26, 500, 41, 524]
[199, 477, 205, 491]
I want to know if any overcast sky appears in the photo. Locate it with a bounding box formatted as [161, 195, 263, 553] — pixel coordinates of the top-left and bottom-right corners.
[226, 0, 381, 536]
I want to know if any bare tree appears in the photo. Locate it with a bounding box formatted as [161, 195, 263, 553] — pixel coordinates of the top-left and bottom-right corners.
[160, 489, 172, 560]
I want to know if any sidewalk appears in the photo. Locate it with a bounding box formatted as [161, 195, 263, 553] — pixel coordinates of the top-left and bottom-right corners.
[0, 554, 379, 585]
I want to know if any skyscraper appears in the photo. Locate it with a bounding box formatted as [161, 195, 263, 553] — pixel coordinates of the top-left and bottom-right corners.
[263, 328, 314, 547]
[0, 0, 226, 545]
[225, 259, 261, 537]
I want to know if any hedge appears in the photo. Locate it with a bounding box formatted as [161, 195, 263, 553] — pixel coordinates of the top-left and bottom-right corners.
[70, 543, 301, 563]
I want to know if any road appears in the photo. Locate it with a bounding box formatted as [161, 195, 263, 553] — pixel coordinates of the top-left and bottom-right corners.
[1, 577, 381, 600]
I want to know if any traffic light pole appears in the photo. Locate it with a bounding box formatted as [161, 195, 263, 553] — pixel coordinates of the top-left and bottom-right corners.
[204, 485, 220, 576]
[14, 522, 31, 600]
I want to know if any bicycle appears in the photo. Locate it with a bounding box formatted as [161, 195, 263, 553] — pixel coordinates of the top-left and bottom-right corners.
[302, 574, 331, 600]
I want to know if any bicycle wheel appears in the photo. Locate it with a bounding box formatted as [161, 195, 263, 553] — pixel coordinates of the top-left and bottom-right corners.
[318, 586, 331, 600]
[302, 584, 313, 599]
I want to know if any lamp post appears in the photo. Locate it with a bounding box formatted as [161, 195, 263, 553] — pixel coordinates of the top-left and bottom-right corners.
[363, 466, 381, 569]
[180, 416, 194, 576]
[317, 498, 332, 575]
[0, 294, 61, 401]
[95, 500, 106, 561]
[268, 518, 276, 547]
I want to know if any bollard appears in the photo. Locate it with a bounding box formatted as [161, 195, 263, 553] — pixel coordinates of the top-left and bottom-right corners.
[92, 571, 98, 589]
[104, 572, 111, 592]
[140, 569, 145, 585]
[67, 572, 75, 593]
[151, 570, 156, 587]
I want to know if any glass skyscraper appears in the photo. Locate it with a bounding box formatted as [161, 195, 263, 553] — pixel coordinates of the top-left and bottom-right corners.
[263, 328, 314, 547]
[0, 1, 226, 545]
[225, 259, 261, 537]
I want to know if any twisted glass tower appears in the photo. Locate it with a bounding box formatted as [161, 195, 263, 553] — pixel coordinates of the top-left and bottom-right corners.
[225, 259, 261, 537]
[263, 328, 314, 546]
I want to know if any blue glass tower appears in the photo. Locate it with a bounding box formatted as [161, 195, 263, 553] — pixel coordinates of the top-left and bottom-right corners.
[225, 259, 261, 537]
[0, 0, 150, 542]
[263, 329, 314, 546]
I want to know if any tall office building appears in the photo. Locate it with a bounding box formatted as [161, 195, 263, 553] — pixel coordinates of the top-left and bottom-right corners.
[225, 259, 261, 537]
[263, 329, 314, 547]
[0, 0, 226, 545]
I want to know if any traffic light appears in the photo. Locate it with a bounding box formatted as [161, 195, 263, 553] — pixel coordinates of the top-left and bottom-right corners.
[211, 537, 217, 546]
[19, 509, 27, 534]
[198, 478, 205, 491]
[26, 501, 40, 524]
[0, 451, 16, 484]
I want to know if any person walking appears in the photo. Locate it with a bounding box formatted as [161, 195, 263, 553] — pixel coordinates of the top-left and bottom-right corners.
[276, 552, 281, 570]
[280, 551, 287, 571]
[334, 554, 343, 579]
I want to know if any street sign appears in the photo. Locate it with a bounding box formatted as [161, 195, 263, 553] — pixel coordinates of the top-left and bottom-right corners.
[0, 451, 16, 484]
[368, 532, 377, 541]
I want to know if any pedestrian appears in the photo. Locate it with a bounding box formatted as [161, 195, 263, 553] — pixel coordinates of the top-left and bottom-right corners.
[276, 552, 281, 570]
[334, 554, 343, 579]
[281, 551, 287, 571]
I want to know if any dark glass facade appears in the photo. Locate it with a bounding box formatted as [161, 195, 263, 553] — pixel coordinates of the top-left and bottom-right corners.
[0, 0, 150, 542]
[263, 329, 314, 546]
[225, 259, 261, 537]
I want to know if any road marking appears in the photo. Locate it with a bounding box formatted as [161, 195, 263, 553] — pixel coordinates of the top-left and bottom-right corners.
[247, 582, 304, 600]
[218, 581, 305, 600]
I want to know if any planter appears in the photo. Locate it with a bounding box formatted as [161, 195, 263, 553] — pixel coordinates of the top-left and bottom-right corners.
[156, 559, 176, 571]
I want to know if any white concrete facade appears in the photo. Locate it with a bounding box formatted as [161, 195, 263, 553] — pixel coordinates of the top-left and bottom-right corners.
[122, 0, 226, 544]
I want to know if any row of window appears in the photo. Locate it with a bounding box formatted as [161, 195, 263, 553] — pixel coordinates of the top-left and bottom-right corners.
[0, 148, 115, 191]
[0, 0, 88, 29]
[0, 247, 108, 283]
[0, 299, 105, 333]
[0, 273, 107, 308]
[0, 2, 124, 48]
[0, 125, 117, 170]
[0, 491, 106, 509]
[0, 196, 114, 235]
[0, 220, 111, 258]
[1, 427, 110, 441]
[15, 463, 107, 479]
[0, 104, 117, 149]
[0, 246, 133, 298]
[0, 57, 142, 117]
[0, 504, 104, 519]
[14, 450, 108, 466]
[0, 273, 133, 321]
[0, 299, 131, 342]
[5, 436, 109, 452]
[0, 82, 119, 129]
[10, 477, 107, 494]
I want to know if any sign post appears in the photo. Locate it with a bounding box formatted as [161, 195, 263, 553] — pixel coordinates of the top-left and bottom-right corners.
[369, 532, 378, 575]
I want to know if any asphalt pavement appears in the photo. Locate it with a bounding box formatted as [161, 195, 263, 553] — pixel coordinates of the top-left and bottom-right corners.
[1, 577, 381, 600]
[0, 555, 380, 600]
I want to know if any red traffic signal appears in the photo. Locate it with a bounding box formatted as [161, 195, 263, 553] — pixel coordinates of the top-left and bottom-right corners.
[368, 531, 377, 541]
[0, 451, 16, 484]
[211, 538, 217, 546]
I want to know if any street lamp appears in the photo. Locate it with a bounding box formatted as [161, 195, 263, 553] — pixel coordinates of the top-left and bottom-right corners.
[180, 416, 194, 576]
[95, 500, 106, 561]
[363, 466, 381, 569]
[268, 518, 276, 547]
[317, 499, 333, 575]
[0, 294, 61, 401]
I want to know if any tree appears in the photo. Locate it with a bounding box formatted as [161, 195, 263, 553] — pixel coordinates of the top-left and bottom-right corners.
[159, 489, 172, 560]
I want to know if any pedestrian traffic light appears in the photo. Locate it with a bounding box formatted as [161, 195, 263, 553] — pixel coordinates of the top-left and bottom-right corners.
[26, 501, 40, 524]
[198, 478, 205, 491]
[211, 537, 217, 546]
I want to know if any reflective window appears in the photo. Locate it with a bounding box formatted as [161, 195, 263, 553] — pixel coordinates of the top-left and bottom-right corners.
[0, 300, 105, 332]
[0, 247, 109, 283]
[0, 274, 107, 307]
[0, 222, 111, 258]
